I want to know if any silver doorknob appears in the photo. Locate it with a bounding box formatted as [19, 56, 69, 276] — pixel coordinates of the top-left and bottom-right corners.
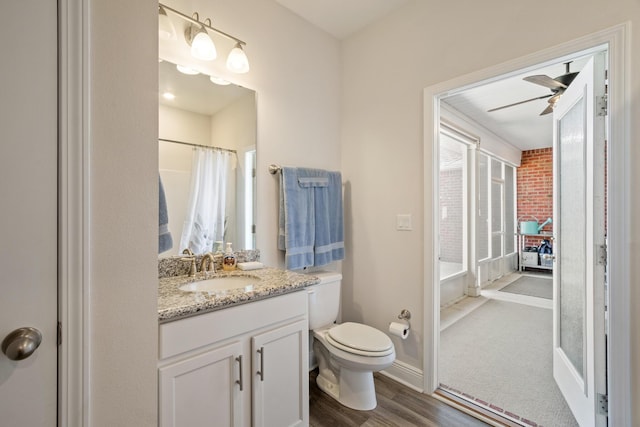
[2, 327, 42, 361]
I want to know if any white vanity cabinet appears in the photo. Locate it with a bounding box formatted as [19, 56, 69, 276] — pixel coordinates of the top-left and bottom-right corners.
[158, 290, 309, 427]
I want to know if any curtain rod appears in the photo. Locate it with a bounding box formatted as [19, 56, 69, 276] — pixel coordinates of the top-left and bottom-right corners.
[159, 138, 237, 154]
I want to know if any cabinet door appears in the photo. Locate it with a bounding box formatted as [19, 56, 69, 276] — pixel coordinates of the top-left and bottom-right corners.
[159, 341, 243, 427]
[252, 319, 309, 427]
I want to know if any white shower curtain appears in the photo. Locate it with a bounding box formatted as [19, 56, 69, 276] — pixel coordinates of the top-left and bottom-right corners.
[180, 148, 233, 254]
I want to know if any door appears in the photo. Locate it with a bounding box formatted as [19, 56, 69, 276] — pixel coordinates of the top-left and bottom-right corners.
[159, 341, 243, 427]
[552, 53, 607, 427]
[252, 319, 308, 427]
[0, 1, 58, 426]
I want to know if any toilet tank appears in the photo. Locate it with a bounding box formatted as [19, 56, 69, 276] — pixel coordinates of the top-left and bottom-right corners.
[307, 271, 342, 330]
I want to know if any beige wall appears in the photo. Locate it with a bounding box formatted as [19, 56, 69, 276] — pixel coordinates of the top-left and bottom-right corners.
[88, 0, 340, 424]
[341, 0, 639, 422]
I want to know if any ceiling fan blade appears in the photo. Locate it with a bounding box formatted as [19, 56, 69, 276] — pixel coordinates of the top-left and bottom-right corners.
[523, 74, 567, 90]
[540, 104, 555, 115]
[487, 94, 553, 113]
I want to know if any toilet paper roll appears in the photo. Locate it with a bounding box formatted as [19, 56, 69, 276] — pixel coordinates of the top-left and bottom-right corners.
[389, 321, 409, 340]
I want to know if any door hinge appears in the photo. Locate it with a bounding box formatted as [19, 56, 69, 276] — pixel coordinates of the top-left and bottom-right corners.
[598, 244, 607, 265]
[252, 168, 256, 178]
[251, 224, 256, 234]
[57, 321, 62, 345]
[597, 94, 607, 116]
[597, 393, 608, 415]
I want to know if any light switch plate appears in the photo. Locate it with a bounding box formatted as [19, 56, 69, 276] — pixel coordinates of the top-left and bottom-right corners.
[396, 214, 412, 231]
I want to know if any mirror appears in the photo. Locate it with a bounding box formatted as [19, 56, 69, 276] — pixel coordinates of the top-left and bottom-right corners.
[158, 58, 257, 257]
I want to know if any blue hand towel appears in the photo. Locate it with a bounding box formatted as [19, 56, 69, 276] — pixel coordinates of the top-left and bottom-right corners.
[278, 167, 344, 269]
[159, 176, 173, 253]
[313, 171, 344, 266]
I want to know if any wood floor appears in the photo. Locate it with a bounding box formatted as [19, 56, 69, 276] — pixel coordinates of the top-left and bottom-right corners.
[309, 370, 490, 427]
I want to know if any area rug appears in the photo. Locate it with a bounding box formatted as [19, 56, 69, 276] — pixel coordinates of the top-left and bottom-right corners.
[499, 276, 552, 300]
[439, 299, 577, 427]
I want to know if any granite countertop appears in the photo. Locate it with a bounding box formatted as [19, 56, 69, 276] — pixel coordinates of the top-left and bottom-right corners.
[158, 267, 319, 323]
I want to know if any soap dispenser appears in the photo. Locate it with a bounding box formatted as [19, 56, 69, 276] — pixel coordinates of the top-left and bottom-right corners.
[222, 242, 237, 271]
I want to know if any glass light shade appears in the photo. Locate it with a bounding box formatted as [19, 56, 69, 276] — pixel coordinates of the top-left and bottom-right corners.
[226, 43, 250, 73]
[158, 7, 176, 40]
[191, 29, 217, 61]
[209, 76, 231, 86]
[176, 65, 199, 75]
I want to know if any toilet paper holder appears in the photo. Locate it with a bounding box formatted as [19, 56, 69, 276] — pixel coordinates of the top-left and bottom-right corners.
[397, 309, 411, 330]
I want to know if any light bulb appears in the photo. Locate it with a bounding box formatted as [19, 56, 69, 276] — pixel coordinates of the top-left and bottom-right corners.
[162, 92, 175, 100]
[190, 28, 217, 61]
[226, 43, 250, 74]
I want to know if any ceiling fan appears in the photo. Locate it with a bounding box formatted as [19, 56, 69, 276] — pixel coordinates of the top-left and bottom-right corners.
[488, 61, 579, 116]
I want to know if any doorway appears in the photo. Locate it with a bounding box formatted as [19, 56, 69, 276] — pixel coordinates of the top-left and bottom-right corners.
[438, 50, 602, 426]
[438, 98, 566, 425]
[424, 25, 631, 427]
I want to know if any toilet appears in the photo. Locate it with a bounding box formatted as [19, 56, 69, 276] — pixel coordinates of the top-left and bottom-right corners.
[307, 271, 396, 410]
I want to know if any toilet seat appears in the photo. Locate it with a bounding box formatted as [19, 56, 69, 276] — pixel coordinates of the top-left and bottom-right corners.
[326, 322, 394, 357]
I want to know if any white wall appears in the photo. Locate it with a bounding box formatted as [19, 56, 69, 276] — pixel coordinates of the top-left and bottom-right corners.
[341, 0, 640, 418]
[89, 0, 158, 425]
[88, 0, 340, 424]
[159, 103, 211, 145]
[210, 93, 256, 151]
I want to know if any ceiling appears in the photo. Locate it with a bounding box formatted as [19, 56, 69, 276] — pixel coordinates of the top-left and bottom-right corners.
[443, 56, 591, 151]
[159, 59, 253, 116]
[274, 0, 410, 39]
[272, 2, 597, 152]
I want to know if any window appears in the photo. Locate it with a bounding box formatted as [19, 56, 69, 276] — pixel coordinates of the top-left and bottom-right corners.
[439, 130, 468, 279]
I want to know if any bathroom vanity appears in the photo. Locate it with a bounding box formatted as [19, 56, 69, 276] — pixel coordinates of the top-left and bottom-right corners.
[158, 267, 318, 427]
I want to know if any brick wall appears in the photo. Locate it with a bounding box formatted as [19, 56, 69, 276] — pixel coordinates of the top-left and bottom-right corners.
[517, 148, 553, 248]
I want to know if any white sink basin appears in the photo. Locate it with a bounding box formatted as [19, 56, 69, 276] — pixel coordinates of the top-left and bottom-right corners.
[179, 276, 261, 293]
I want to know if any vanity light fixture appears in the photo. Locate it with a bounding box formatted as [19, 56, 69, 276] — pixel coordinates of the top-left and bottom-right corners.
[176, 64, 200, 75]
[159, 3, 250, 73]
[184, 15, 217, 61]
[162, 92, 175, 100]
[209, 76, 231, 86]
[158, 5, 176, 40]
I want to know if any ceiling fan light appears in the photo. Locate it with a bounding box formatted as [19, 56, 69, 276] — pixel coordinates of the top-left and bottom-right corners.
[158, 6, 176, 40]
[226, 43, 250, 74]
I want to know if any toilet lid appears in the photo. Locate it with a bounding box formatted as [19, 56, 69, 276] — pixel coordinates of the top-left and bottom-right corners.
[327, 322, 392, 353]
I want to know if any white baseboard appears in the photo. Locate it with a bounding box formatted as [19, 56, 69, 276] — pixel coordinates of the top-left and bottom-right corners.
[380, 359, 424, 392]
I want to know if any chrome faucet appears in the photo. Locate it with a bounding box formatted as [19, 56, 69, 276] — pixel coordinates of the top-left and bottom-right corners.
[200, 252, 216, 273]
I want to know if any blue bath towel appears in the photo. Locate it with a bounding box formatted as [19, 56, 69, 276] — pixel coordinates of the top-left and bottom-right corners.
[278, 167, 344, 269]
[159, 176, 173, 253]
